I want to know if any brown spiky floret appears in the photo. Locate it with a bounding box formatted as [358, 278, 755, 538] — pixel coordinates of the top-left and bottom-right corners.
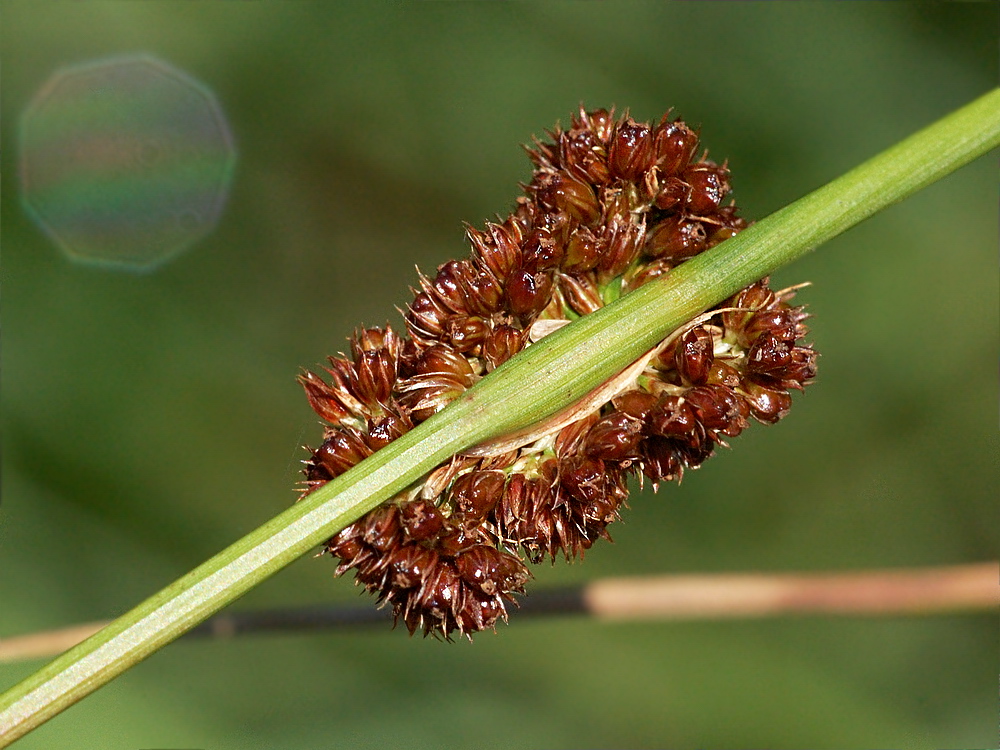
[298, 107, 817, 638]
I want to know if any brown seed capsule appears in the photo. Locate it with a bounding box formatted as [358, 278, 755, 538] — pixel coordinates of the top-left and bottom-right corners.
[674, 326, 715, 385]
[366, 413, 410, 450]
[445, 315, 490, 353]
[298, 370, 352, 424]
[399, 499, 446, 543]
[611, 390, 658, 423]
[432, 260, 472, 313]
[521, 228, 564, 271]
[309, 427, 372, 479]
[779, 346, 818, 388]
[646, 216, 707, 261]
[558, 272, 603, 316]
[416, 344, 476, 382]
[654, 119, 699, 175]
[450, 470, 506, 523]
[505, 264, 554, 317]
[351, 349, 395, 404]
[363, 504, 403, 552]
[649, 395, 698, 438]
[584, 412, 645, 462]
[706, 360, 743, 389]
[325, 522, 365, 562]
[747, 331, 793, 376]
[386, 543, 439, 589]
[562, 226, 603, 273]
[456, 544, 528, 596]
[482, 324, 528, 371]
[558, 454, 608, 505]
[467, 222, 522, 283]
[609, 119, 655, 181]
[597, 216, 644, 279]
[559, 128, 611, 185]
[533, 171, 601, 225]
[641, 436, 682, 482]
[654, 175, 691, 211]
[684, 384, 746, 435]
[459, 267, 505, 317]
[577, 106, 615, 142]
[407, 290, 450, 344]
[419, 562, 464, 624]
[683, 162, 730, 215]
[742, 381, 792, 424]
[740, 308, 797, 347]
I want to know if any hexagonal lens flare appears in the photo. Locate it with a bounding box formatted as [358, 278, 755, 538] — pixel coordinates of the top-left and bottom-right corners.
[20, 54, 236, 270]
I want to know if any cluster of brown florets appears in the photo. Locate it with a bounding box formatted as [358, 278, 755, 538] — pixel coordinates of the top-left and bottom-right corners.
[298, 107, 817, 638]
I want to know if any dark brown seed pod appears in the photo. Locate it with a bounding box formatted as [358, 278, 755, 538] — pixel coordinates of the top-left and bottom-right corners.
[584, 412, 645, 463]
[654, 118, 700, 176]
[683, 162, 731, 215]
[609, 118, 655, 181]
[646, 216, 707, 261]
[674, 326, 715, 385]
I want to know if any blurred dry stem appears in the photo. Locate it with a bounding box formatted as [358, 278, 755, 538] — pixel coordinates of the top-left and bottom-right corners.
[2, 562, 994, 663]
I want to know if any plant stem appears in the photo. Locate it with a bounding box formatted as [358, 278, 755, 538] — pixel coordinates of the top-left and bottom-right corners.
[2, 562, 995, 662]
[2, 87, 999, 746]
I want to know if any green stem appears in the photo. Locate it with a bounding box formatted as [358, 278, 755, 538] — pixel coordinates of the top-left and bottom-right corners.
[3, 87, 999, 746]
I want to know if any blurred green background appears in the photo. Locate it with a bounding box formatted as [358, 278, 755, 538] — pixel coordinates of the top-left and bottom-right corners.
[2, 2, 997, 748]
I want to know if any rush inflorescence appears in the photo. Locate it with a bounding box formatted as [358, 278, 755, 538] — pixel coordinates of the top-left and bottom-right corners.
[297, 107, 817, 638]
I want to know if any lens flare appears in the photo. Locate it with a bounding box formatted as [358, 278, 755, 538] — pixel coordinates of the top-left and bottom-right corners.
[20, 53, 237, 270]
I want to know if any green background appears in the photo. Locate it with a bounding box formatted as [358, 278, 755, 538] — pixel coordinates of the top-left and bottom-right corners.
[1, 2, 996, 748]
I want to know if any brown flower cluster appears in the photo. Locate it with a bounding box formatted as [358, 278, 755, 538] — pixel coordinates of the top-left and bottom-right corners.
[298, 107, 817, 638]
